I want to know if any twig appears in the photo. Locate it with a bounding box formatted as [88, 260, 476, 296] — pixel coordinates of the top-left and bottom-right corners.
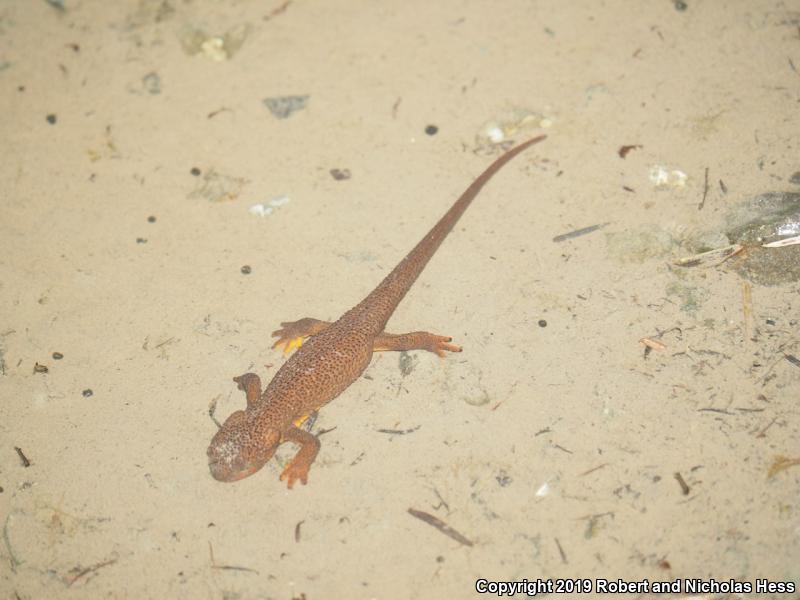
[14, 447, 31, 468]
[698, 407, 734, 415]
[763, 234, 800, 248]
[211, 564, 258, 573]
[579, 463, 609, 477]
[698, 166, 709, 210]
[674, 244, 742, 268]
[640, 338, 666, 352]
[674, 472, 690, 495]
[67, 558, 117, 587]
[552, 222, 609, 243]
[376, 425, 420, 435]
[554, 537, 568, 563]
[154, 337, 175, 349]
[208, 541, 259, 574]
[3, 515, 22, 569]
[432, 488, 450, 512]
[756, 337, 799, 383]
[756, 416, 778, 438]
[264, 0, 291, 21]
[407, 508, 473, 547]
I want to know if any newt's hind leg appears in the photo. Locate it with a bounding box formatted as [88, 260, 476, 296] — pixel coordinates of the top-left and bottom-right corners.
[272, 318, 461, 358]
[271, 318, 331, 355]
[374, 331, 462, 358]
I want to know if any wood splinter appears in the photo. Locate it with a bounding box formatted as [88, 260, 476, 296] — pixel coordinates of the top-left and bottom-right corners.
[407, 508, 473, 547]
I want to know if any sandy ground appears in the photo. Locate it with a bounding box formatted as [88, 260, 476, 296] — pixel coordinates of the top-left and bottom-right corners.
[1, 0, 799, 598]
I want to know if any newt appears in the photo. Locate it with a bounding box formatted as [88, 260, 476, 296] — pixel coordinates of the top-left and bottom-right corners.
[207, 135, 547, 487]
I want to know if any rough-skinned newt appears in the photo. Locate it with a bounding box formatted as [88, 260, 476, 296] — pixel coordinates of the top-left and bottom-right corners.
[207, 135, 547, 487]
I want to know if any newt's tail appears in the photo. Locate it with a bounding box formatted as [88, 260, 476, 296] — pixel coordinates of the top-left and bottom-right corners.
[349, 135, 547, 331]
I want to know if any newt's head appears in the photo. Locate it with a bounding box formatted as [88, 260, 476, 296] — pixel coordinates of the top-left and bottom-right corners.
[207, 410, 280, 482]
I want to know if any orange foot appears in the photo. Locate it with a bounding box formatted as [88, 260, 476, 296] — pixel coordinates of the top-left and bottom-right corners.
[425, 335, 462, 358]
[271, 318, 328, 356]
[279, 458, 311, 489]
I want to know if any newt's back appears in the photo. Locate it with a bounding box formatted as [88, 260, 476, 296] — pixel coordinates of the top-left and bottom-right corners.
[261, 317, 376, 418]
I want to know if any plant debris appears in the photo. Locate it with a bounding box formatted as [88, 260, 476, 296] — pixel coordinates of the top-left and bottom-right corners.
[407, 508, 473, 547]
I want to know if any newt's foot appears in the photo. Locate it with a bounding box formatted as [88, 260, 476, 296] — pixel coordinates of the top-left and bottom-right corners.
[423, 335, 462, 358]
[271, 318, 330, 356]
[279, 458, 311, 489]
[279, 426, 320, 489]
[293, 411, 318, 431]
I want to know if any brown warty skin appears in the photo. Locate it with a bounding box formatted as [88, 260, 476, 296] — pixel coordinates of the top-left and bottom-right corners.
[207, 135, 547, 488]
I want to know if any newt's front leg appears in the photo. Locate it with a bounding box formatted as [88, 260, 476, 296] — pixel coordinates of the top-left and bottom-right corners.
[232, 373, 262, 406]
[279, 426, 321, 489]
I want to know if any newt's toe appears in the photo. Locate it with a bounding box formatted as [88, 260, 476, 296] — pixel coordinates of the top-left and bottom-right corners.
[279, 461, 310, 489]
[292, 411, 318, 431]
[271, 334, 305, 356]
[431, 335, 462, 357]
